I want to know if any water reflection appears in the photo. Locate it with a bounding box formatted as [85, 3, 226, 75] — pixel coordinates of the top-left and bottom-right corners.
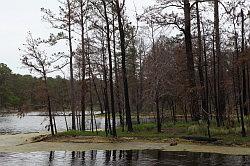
[0, 150, 249, 166]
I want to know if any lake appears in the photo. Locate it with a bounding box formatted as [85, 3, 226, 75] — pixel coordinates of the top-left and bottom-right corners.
[0, 112, 112, 134]
[1, 112, 250, 166]
[0, 150, 249, 166]
[0, 112, 153, 134]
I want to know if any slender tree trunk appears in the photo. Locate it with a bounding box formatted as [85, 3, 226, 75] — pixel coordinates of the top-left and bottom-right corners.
[184, 0, 199, 120]
[240, 9, 247, 137]
[113, 13, 124, 131]
[184, 103, 188, 123]
[212, 33, 220, 126]
[214, 0, 225, 126]
[233, 19, 241, 123]
[44, 75, 54, 136]
[102, 0, 117, 137]
[91, 72, 104, 115]
[156, 88, 161, 132]
[53, 116, 57, 134]
[115, 0, 133, 132]
[196, 2, 206, 115]
[161, 101, 165, 123]
[136, 88, 140, 124]
[241, 9, 248, 116]
[233, 13, 246, 137]
[67, 0, 76, 130]
[80, 0, 86, 131]
[88, 59, 94, 132]
[202, 24, 209, 122]
[63, 107, 69, 131]
[247, 65, 250, 114]
[101, 30, 111, 134]
[138, 40, 144, 125]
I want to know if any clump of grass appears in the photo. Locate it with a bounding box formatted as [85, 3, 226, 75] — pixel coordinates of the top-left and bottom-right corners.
[132, 123, 156, 132]
[57, 130, 105, 137]
[187, 124, 207, 135]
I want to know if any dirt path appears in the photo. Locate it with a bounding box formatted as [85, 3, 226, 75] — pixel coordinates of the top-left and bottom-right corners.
[0, 133, 250, 155]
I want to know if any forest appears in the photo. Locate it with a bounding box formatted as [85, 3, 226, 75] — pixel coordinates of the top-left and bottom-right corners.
[1, 0, 250, 142]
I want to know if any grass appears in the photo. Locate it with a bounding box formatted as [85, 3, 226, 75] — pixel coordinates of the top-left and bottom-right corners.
[57, 130, 106, 137]
[54, 118, 250, 146]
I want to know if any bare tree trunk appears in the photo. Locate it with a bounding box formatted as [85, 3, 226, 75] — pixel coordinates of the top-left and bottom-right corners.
[196, 2, 206, 115]
[240, 9, 247, 137]
[88, 58, 94, 132]
[214, 0, 225, 126]
[80, 0, 86, 131]
[138, 41, 144, 125]
[202, 23, 209, 123]
[91, 73, 104, 115]
[113, 13, 124, 131]
[212, 33, 220, 126]
[102, 0, 117, 137]
[184, 0, 199, 120]
[63, 107, 69, 131]
[241, 9, 248, 116]
[115, 0, 133, 132]
[156, 88, 161, 132]
[67, 0, 76, 130]
[232, 21, 240, 123]
[53, 116, 57, 134]
[44, 75, 54, 135]
[247, 65, 250, 114]
[233, 11, 246, 137]
[101, 30, 111, 134]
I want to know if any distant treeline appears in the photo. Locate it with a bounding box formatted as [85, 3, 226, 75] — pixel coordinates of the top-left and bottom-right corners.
[0, 63, 70, 112]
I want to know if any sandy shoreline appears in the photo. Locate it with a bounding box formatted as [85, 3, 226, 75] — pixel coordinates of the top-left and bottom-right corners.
[0, 133, 250, 155]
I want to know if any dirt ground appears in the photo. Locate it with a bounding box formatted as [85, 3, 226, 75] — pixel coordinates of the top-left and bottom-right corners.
[0, 133, 250, 155]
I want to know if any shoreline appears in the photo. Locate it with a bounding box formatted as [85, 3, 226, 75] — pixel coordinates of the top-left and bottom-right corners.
[0, 133, 250, 155]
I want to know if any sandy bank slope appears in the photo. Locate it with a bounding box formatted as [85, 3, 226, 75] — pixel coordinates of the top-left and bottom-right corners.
[0, 133, 250, 155]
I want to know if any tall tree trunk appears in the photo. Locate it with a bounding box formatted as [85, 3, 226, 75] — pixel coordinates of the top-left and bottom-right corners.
[88, 57, 94, 132]
[67, 0, 76, 130]
[202, 22, 209, 121]
[212, 33, 220, 126]
[233, 12, 246, 137]
[102, 0, 117, 137]
[196, 1, 206, 114]
[214, 0, 225, 126]
[240, 9, 247, 137]
[184, 0, 199, 120]
[138, 40, 144, 125]
[101, 30, 112, 134]
[233, 20, 240, 123]
[113, 12, 124, 131]
[115, 0, 133, 132]
[241, 9, 248, 116]
[80, 0, 86, 131]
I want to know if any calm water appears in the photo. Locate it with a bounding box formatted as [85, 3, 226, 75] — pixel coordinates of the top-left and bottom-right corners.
[0, 150, 249, 166]
[1, 113, 250, 166]
[0, 112, 153, 134]
[0, 112, 106, 134]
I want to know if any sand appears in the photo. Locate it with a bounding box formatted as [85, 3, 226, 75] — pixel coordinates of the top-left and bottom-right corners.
[0, 133, 250, 155]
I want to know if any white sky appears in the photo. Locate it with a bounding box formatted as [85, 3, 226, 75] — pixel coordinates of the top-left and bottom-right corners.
[0, 0, 154, 76]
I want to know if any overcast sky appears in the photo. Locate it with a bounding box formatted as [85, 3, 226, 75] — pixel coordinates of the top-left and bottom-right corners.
[0, 0, 154, 75]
